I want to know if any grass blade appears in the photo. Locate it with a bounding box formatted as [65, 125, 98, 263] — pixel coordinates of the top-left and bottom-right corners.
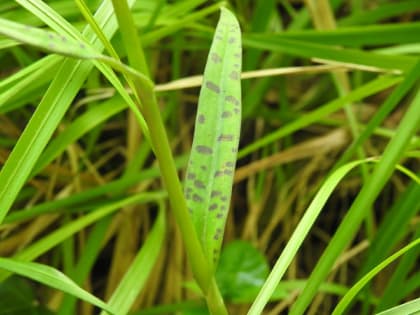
[290, 76, 420, 315]
[0, 17, 100, 59]
[332, 238, 420, 315]
[0, 258, 115, 315]
[376, 297, 420, 315]
[99, 204, 166, 315]
[247, 159, 373, 315]
[184, 7, 242, 268]
[238, 75, 401, 159]
[0, 0, 137, 223]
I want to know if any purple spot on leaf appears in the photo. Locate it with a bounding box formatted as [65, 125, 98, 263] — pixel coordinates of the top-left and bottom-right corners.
[211, 190, 221, 197]
[194, 180, 206, 189]
[211, 52, 222, 63]
[229, 71, 239, 80]
[206, 81, 220, 94]
[224, 169, 233, 176]
[214, 171, 223, 177]
[198, 114, 205, 124]
[193, 194, 203, 202]
[196, 145, 213, 154]
[222, 111, 232, 118]
[218, 134, 234, 142]
[225, 95, 240, 106]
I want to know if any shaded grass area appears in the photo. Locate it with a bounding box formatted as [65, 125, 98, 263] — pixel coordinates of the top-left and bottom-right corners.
[0, 1, 419, 315]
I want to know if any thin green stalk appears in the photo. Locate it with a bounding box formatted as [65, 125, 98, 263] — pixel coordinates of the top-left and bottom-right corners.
[132, 75, 227, 315]
[305, 0, 373, 237]
[333, 60, 420, 170]
[132, 77, 211, 289]
[108, 4, 223, 313]
[111, 0, 150, 77]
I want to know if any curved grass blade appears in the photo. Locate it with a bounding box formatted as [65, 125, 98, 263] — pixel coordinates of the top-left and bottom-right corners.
[332, 237, 420, 315]
[0, 18, 100, 59]
[184, 8, 242, 269]
[99, 203, 166, 315]
[0, 258, 115, 315]
[376, 297, 420, 315]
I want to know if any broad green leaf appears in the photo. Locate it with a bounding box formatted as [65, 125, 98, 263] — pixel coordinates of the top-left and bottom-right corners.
[184, 8, 242, 268]
[216, 240, 269, 302]
[0, 276, 53, 315]
[0, 258, 115, 315]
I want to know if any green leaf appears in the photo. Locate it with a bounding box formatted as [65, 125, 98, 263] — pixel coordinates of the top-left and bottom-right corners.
[332, 238, 420, 315]
[376, 297, 420, 315]
[0, 0, 138, 224]
[100, 205, 166, 315]
[216, 240, 269, 302]
[249, 22, 420, 47]
[0, 258, 115, 315]
[0, 276, 53, 315]
[247, 158, 377, 315]
[184, 7, 242, 269]
[0, 18, 100, 59]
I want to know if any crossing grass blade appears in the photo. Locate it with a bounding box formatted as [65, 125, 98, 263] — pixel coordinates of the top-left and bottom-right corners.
[184, 8, 242, 269]
[332, 237, 420, 315]
[0, 18, 100, 59]
[0, 258, 115, 315]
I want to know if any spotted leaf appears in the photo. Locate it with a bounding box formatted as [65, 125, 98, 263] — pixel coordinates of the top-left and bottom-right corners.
[184, 8, 242, 269]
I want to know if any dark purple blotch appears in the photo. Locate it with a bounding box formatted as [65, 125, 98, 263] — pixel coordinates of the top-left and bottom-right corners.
[194, 180, 205, 189]
[196, 145, 213, 154]
[218, 134, 234, 142]
[198, 114, 205, 124]
[205, 81, 220, 94]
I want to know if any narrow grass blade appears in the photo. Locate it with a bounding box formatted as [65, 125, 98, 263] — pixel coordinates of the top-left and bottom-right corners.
[0, 258, 115, 315]
[376, 297, 420, 315]
[32, 95, 127, 175]
[0, 0, 137, 224]
[238, 75, 401, 158]
[244, 35, 416, 73]
[99, 204, 166, 315]
[0, 18, 100, 59]
[253, 22, 420, 47]
[247, 159, 372, 315]
[332, 238, 420, 315]
[184, 7, 242, 268]
[247, 158, 417, 315]
[290, 79, 420, 315]
[0, 192, 166, 282]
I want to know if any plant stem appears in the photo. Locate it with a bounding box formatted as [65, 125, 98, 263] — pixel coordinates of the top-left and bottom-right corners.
[110, 2, 228, 313]
[206, 278, 229, 315]
[133, 79, 212, 292]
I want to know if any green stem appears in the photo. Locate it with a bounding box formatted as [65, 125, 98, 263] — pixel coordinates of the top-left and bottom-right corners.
[111, 0, 150, 77]
[206, 278, 228, 315]
[133, 79, 212, 292]
[109, 3, 228, 313]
